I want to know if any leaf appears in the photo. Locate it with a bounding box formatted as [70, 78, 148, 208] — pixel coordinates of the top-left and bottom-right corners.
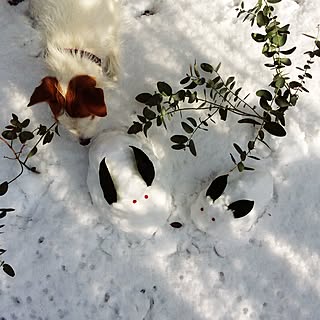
[171, 144, 186, 150]
[275, 76, 285, 89]
[170, 222, 183, 229]
[184, 81, 197, 90]
[264, 122, 286, 137]
[54, 125, 60, 136]
[188, 139, 197, 156]
[2, 130, 17, 141]
[219, 108, 227, 121]
[237, 162, 245, 172]
[157, 82, 172, 96]
[233, 143, 244, 155]
[256, 90, 272, 101]
[130, 146, 155, 187]
[238, 118, 261, 126]
[136, 93, 153, 104]
[21, 119, 30, 128]
[248, 141, 255, 150]
[180, 76, 191, 85]
[279, 58, 292, 66]
[251, 33, 267, 42]
[156, 115, 162, 126]
[289, 81, 302, 89]
[181, 122, 193, 134]
[280, 47, 296, 55]
[99, 158, 117, 205]
[172, 90, 186, 101]
[27, 147, 38, 159]
[215, 62, 222, 72]
[228, 200, 254, 219]
[187, 117, 197, 127]
[137, 115, 146, 123]
[128, 122, 143, 134]
[230, 153, 237, 164]
[143, 107, 156, 120]
[19, 131, 34, 144]
[43, 132, 54, 145]
[271, 34, 287, 47]
[143, 121, 152, 138]
[2, 263, 15, 277]
[259, 97, 271, 111]
[206, 174, 229, 202]
[145, 93, 163, 107]
[275, 96, 290, 108]
[194, 61, 200, 77]
[200, 63, 213, 73]
[248, 155, 261, 160]
[170, 135, 188, 144]
[0, 182, 9, 196]
[37, 125, 47, 136]
[256, 11, 269, 27]
[226, 76, 235, 86]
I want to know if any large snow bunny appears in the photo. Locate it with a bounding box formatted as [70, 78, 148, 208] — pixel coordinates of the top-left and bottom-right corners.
[87, 131, 172, 238]
[190, 165, 273, 235]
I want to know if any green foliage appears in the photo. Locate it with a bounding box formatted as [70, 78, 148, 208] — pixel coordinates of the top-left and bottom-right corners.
[128, 0, 320, 208]
[129, 0, 319, 163]
[0, 114, 59, 196]
[0, 208, 15, 277]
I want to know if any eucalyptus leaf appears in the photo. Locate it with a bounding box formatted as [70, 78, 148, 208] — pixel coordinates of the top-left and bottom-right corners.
[157, 82, 172, 96]
[181, 122, 194, 134]
[0, 182, 9, 196]
[188, 140, 197, 156]
[264, 122, 286, 137]
[128, 122, 143, 134]
[136, 93, 153, 104]
[170, 135, 188, 144]
[200, 63, 213, 73]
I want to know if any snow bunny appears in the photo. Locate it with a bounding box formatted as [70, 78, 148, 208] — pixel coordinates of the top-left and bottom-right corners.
[87, 130, 172, 238]
[190, 164, 273, 236]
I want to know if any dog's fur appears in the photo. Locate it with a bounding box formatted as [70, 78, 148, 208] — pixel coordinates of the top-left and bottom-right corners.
[28, 0, 120, 144]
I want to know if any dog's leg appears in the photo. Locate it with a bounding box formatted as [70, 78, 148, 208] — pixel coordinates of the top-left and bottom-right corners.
[103, 49, 120, 82]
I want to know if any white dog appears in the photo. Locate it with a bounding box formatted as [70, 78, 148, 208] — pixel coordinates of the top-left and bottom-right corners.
[28, 0, 120, 145]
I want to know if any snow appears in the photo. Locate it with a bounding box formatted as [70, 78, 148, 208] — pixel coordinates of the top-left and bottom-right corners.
[1, 0, 320, 319]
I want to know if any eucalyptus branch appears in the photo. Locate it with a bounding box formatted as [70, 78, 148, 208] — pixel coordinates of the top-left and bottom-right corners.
[128, 0, 319, 171]
[0, 114, 59, 197]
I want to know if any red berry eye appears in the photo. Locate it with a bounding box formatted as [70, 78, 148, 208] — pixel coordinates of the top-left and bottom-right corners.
[144, 195, 149, 199]
[133, 200, 137, 204]
[211, 217, 216, 222]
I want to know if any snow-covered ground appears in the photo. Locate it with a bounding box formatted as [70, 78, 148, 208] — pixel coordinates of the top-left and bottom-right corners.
[1, 0, 320, 319]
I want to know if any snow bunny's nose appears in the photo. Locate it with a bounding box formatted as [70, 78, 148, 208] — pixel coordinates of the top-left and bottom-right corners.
[79, 138, 91, 146]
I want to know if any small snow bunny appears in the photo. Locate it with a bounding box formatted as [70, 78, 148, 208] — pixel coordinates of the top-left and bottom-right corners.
[87, 131, 172, 238]
[190, 165, 273, 235]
